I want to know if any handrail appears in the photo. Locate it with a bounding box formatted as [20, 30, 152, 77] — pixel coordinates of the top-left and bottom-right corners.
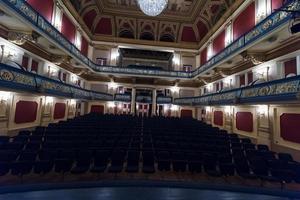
[0, 63, 113, 101]
[157, 96, 173, 104]
[0, 0, 299, 79]
[174, 75, 300, 105]
[114, 93, 131, 102]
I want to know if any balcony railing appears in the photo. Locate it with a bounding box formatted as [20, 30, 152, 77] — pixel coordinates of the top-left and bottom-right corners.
[136, 95, 152, 103]
[1, 0, 299, 79]
[114, 93, 131, 102]
[174, 75, 300, 106]
[0, 63, 113, 101]
[157, 96, 172, 104]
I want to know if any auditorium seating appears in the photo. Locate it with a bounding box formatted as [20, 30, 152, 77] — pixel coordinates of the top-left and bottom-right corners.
[0, 113, 299, 185]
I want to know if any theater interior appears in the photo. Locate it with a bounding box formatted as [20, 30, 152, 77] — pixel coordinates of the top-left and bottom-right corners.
[0, 0, 300, 199]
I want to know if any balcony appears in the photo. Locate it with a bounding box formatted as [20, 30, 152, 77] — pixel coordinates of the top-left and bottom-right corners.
[157, 96, 173, 104]
[1, 0, 299, 79]
[114, 93, 132, 102]
[0, 63, 113, 101]
[174, 75, 300, 106]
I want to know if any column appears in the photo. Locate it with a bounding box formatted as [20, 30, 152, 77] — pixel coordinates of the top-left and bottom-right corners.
[87, 43, 94, 61]
[152, 89, 157, 116]
[297, 55, 300, 75]
[131, 88, 136, 115]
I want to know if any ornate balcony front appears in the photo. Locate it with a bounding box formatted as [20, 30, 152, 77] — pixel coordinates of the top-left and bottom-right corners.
[1, 0, 299, 79]
[0, 63, 113, 101]
[174, 75, 300, 106]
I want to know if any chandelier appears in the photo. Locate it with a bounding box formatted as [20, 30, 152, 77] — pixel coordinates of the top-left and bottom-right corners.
[137, 0, 168, 17]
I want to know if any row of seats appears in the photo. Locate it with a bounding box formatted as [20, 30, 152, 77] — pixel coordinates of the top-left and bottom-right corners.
[0, 114, 299, 184]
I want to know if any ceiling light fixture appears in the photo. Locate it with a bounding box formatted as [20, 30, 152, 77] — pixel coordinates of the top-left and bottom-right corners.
[137, 0, 168, 17]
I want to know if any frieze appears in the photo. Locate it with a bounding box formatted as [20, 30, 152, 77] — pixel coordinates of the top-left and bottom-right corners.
[1, 0, 298, 79]
[175, 76, 300, 106]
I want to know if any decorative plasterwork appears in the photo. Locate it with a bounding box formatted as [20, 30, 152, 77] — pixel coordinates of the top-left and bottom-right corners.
[241, 51, 266, 65]
[7, 31, 34, 45]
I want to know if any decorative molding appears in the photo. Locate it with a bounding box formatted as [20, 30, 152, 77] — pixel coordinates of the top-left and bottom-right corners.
[7, 31, 34, 45]
[240, 51, 266, 65]
[175, 75, 300, 106]
[0, 63, 113, 101]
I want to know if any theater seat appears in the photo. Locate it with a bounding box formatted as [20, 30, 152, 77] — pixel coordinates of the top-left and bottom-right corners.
[142, 151, 155, 173]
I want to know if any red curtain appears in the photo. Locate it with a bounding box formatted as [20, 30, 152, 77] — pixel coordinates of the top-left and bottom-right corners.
[213, 30, 225, 56]
[90, 105, 104, 114]
[81, 36, 89, 56]
[26, 0, 54, 22]
[236, 112, 253, 132]
[233, 2, 255, 40]
[240, 74, 245, 86]
[200, 48, 207, 66]
[280, 113, 300, 144]
[284, 58, 297, 77]
[15, 101, 38, 124]
[247, 71, 253, 84]
[22, 56, 29, 69]
[213, 111, 223, 126]
[54, 103, 66, 119]
[31, 60, 39, 72]
[61, 14, 76, 43]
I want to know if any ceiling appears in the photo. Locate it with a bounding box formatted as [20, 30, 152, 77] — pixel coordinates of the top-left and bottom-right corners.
[68, 0, 238, 44]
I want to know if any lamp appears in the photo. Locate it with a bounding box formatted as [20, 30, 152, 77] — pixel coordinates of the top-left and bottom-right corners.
[137, 0, 168, 16]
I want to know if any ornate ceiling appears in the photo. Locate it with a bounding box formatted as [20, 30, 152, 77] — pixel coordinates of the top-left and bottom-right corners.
[68, 0, 238, 45]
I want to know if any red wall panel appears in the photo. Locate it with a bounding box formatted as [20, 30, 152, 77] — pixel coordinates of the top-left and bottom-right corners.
[181, 110, 193, 118]
[272, 0, 284, 11]
[27, 0, 53, 22]
[200, 48, 207, 66]
[61, 14, 76, 43]
[181, 26, 197, 42]
[31, 60, 39, 72]
[247, 71, 253, 84]
[240, 74, 245, 86]
[81, 36, 89, 56]
[90, 105, 104, 114]
[83, 10, 97, 30]
[54, 103, 66, 120]
[236, 112, 253, 132]
[214, 111, 223, 126]
[15, 101, 38, 124]
[95, 18, 112, 35]
[280, 113, 300, 144]
[22, 56, 29, 69]
[213, 30, 225, 56]
[284, 58, 297, 77]
[197, 21, 208, 40]
[233, 2, 255, 40]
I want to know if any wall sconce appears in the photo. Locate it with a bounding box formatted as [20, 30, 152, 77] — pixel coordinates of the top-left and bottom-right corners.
[108, 81, 118, 90]
[170, 86, 179, 93]
[172, 55, 180, 66]
[0, 91, 11, 101]
[224, 106, 232, 115]
[117, 103, 123, 109]
[70, 99, 76, 106]
[163, 105, 170, 112]
[111, 51, 119, 61]
[170, 105, 179, 111]
[45, 96, 54, 105]
[107, 101, 116, 108]
[205, 106, 211, 113]
[257, 105, 268, 116]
